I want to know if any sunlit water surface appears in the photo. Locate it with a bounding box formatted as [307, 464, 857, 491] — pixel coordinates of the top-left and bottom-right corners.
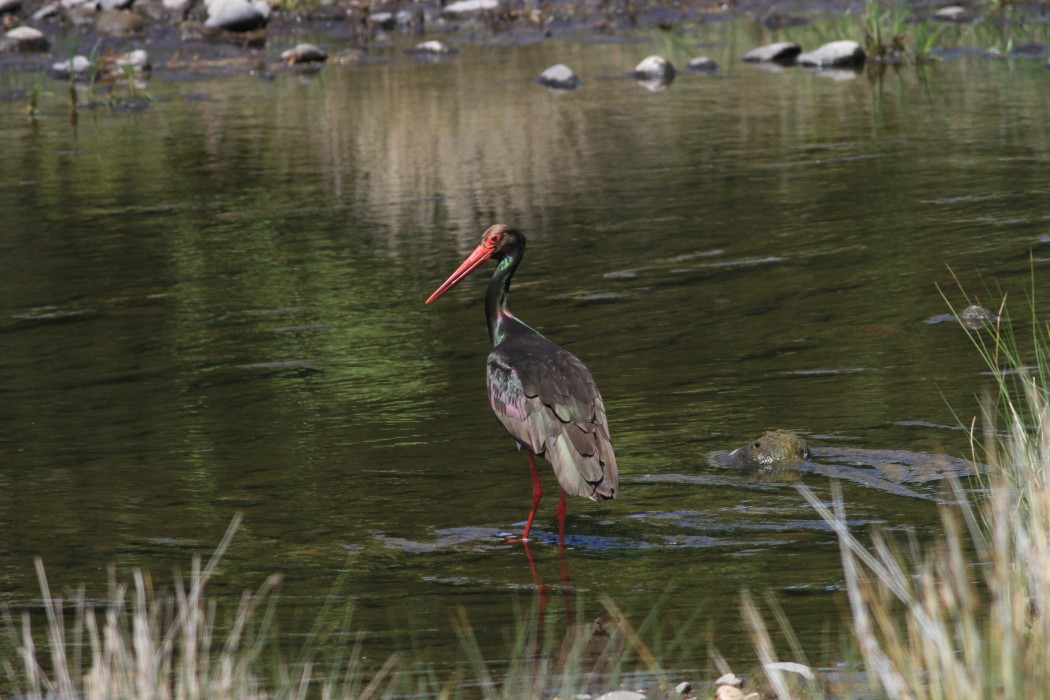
[2, 17, 1050, 679]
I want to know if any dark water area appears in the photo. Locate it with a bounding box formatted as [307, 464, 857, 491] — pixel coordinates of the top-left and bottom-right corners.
[2, 16, 1050, 678]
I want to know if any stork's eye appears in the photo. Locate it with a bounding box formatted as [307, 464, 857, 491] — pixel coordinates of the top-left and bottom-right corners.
[488, 234, 501, 245]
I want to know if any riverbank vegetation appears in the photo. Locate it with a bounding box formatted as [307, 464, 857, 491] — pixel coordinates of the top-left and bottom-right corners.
[4, 293, 1050, 698]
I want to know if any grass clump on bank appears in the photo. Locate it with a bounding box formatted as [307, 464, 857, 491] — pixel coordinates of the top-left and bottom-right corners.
[0, 515, 695, 699]
[1, 514, 403, 700]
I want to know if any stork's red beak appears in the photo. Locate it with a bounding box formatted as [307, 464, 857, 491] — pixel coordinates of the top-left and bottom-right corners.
[426, 244, 494, 304]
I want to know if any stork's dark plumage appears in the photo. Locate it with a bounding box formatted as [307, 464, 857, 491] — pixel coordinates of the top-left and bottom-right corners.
[426, 225, 618, 543]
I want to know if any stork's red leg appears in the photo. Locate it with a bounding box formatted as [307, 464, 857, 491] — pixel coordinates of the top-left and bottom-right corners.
[519, 451, 544, 542]
[557, 487, 567, 549]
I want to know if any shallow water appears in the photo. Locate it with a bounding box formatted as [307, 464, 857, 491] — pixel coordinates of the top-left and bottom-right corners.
[2, 15, 1050, 678]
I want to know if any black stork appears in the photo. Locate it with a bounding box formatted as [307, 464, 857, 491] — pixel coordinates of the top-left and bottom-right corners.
[426, 225, 619, 544]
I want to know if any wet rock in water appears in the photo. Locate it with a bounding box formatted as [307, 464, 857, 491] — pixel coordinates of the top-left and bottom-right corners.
[367, 11, 395, 30]
[408, 39, 456, 56]
[687, 55, 718, 72]
[442, 0, 498, 15]
[959, 304, 998, 329]
[95, 9, 145, 35]
[50, 54, 91, 78]
[1, 24, 48, 52]
[724, 429, 811, 472]
[933, 5, 973, 21]
[99, 0, 133, 10]
[674, 681, 694, 696]
[797, 40, 866, 67]
[205, 0, 269, 31]
[537, 63, 580, 90]
[594, 692, 647, 700]
[0, 0, 20, 15]
[742, 41, 801, 64]
[281, 42, 326, 64]
[632, 54, 675, 80]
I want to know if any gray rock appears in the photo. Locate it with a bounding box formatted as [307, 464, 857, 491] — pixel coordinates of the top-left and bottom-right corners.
[797, 40, 865, 67]
[1, 24, 48, 52]
[724, 429, 810, 472]
[687, 55, 718, 72]
[742, 41, 802, 64]
[594, 693, 646, 700]
[959, 304, 998, 329]
[0, 0, 21, 16]
[31, 2, 59, 19]
[442, 0, 497, 14]
[162, 0, 190, 11]
[280, 42, 326, 64]
[204, 0, 268, 31]
[537, 63, 580, 90]
[60, 0, 97, 9]
[50, 54, 91, 77]
[99, 0, 133, 9]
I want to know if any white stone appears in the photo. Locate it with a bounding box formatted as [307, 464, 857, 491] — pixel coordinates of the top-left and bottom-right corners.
[2, 25, 48, 51]
[742, 41, 802, 63]
[797, 40, 865, 67]
[934, 5, 971, 21]
[6, 25, 44, 40]
[31, 2, 60, 19]
[764, 661, 816, 680]
[537, 63, 580, 90]
[52, 54, 91, 75]
[594, 692, 646, 700]
[280, 42, 326, 64]
[687, 55, 718, 72]
[413, 39, 451, 54]
[633, 54, 674, 79]
[205, 0, 269, 30]
[442, 0, 497, 14]
[714, 673, 743, 687]
[115, 48, 149, 70]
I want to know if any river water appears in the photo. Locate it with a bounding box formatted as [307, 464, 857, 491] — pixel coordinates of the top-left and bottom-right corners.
[1, 15, 1049, 681]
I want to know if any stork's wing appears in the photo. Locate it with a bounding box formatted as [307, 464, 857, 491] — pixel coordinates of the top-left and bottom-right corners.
[486, 341, 618, 501]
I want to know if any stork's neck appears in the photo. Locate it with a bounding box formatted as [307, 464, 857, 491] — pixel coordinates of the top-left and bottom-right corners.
[485, 245, 524, 346]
